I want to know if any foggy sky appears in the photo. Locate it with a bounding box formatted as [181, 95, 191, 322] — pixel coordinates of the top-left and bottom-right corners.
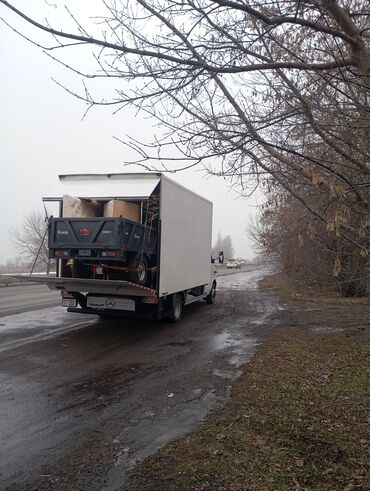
[0, 1, 263, 263]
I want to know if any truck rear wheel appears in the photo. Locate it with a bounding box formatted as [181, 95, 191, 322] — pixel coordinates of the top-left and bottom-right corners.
[168, 293, 183, 323]
[127, 256, 148, 286]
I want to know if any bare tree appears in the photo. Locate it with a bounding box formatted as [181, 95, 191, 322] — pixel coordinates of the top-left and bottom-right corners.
[0, 0, 368, 283]
[12, 211, 51, 273]
[251, 183, 369, 295]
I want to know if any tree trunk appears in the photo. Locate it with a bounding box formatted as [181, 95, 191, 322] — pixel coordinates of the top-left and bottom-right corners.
[337, 256, 369, 297]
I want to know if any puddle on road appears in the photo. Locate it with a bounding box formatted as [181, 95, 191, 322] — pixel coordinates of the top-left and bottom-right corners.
[107, 388, 222, 488]
[104, 270, 275, 489]
[0, 307, 96, 353]
[311, 326, 344, 333]
[217, 267, 272, 291]
[210, 331, 260, 369]
[213, 368, 242, 380]
[251, 301, 278, 326]
[106, 328, 262, 487]
[0, 308, 70, 332]
[212, 331, 240, 350]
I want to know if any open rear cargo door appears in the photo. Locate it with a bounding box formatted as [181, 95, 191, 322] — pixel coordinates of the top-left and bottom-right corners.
[43, 173, 161, 202]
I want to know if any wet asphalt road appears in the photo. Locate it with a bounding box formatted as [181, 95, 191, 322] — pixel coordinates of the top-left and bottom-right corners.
[0, 284, 60, 317]
[0, 266, 279, 490]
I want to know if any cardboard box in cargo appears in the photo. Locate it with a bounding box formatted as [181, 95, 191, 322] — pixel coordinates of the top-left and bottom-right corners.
[104, 199, 140, 222]
[63, 195, 97, 217]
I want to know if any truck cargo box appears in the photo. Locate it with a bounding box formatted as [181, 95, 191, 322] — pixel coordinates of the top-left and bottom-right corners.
[40, 173, 214, 301]
[158, 177, 212, 296]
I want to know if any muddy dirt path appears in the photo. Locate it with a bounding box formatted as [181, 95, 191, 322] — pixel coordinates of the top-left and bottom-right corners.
[0, 267, 280, 490]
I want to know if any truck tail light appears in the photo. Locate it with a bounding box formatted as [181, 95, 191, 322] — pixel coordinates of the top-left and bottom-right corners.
[101, 251, 119, 257]
[61, 291, 73, 297]
[54, 250, 69, 257]
[142, 296, 160, 304]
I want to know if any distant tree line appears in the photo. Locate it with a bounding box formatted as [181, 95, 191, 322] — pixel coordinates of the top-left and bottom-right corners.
[251, 183, 369, 296]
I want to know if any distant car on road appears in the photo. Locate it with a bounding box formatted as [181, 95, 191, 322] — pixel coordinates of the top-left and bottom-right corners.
[226, 259, 241, 269]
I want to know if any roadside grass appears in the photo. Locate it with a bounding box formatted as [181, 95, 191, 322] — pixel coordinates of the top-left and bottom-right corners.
[128, 331, 370, 490]
[259, 272, 370, 305]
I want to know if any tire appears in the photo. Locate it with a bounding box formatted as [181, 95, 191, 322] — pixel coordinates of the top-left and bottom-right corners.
[168, 293, 183, 323]
[127, 256, 148, 286]
[205, 282, 216, 304]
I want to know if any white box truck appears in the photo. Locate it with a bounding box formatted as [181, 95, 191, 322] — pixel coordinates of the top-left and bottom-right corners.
[26, 173, 216, 322]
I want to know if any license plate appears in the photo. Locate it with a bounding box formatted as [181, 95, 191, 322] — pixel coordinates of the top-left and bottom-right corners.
[79, 249, 92, 256]
[62, 298, 77, 307]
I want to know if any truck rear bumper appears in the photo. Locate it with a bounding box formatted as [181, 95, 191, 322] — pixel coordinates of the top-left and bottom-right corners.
[67, 304, 159, 318]
[67, 307, 139, 317]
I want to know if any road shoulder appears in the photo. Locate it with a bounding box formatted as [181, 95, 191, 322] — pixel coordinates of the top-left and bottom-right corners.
[126, 276, 370, 490]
